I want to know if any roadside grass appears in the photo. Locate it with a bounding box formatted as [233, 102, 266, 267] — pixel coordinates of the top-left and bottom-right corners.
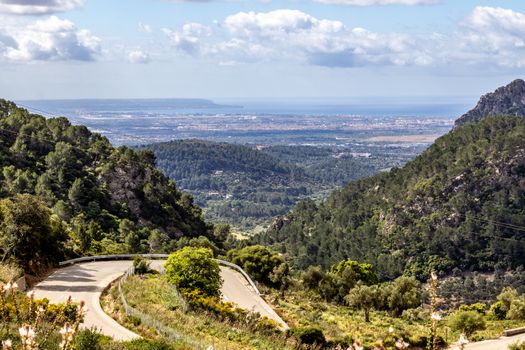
[101, 274, 297, 350]
[0, 262, 23, 283]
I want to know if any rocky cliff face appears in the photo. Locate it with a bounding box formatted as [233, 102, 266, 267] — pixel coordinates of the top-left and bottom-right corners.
[455, 79, 525, 127]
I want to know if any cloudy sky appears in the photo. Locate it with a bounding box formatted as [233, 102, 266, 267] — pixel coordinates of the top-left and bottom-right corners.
[0, 0, 524, 100]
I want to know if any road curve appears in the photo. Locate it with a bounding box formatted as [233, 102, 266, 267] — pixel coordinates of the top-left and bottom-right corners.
[457, 333, 525, 350]
[33, 260, 287, 341]
[33, 261, 139, 341]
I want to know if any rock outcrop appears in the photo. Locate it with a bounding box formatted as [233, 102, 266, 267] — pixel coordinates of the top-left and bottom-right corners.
[455, 79, 525, 127]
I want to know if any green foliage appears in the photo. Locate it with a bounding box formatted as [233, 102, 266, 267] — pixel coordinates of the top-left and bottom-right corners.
[0, 99, 213, 270]
[331, 259, 379, 286]
[0, 194, 67, 272]
[508, 298, 525, 320]
[459, 303, 487, 315]
[140, 140, 394, 232]
[288, 326, 326, 346]
[489, 301, 507, 320]
[227, 245, 285, 287]
[498, 287, 519, 312]
[381, 276, 421, 317]
[133, 255, 151, 275]
[448, 310, 486, 336]
[75, 328, 104, 350]
[510, 341, 525, 350]
[164, 247, 221, 297]
[261, 116, 525, 279]
[345, 283, 380, 322]
[121, 339, 174, 350]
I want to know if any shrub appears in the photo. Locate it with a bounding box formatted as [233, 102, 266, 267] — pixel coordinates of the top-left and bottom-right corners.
[402, 306, 430, 322]
[302, 266, 325, 291]
[509, 341, 525, 350]
[124, 339, 174, 350]
[75, 328, 104, 350]
[488, 301, 507, 320]
[164, 247, 221, 297]
[227, 245, 284, 287]
[458, 303, 487, 315]
[133, 255, 151, 275]
[497, 287, 518, 312]
[289, 326, 326, 346]
[508, 299, 525, 320]
[448, 310, 486, 336]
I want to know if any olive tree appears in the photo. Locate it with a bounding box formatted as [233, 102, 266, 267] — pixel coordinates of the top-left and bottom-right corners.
[164, 247, 222, 297]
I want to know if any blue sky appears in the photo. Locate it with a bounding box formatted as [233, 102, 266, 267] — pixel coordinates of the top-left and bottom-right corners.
[0, 0, 524, 100]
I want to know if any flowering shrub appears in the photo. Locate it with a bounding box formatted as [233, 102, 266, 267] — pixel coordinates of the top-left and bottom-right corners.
[182, 289, 279, 333]
[0, 280, 87, 350]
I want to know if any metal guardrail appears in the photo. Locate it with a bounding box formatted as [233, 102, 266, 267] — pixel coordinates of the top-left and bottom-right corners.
[59, 254, 261, 295]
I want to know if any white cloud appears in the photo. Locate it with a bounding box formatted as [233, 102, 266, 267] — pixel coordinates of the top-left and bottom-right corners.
[315, 0, 438, 5]
[0, 0, 84, 15]
[0, 15, 100, 61]
[163, 22, 211, 55]
[138, 22, 152, 33]
[128, 49, 151, 64]
[158, 7, 525, 70]
[449, 6, 525, 68]
[162, 0, 437, 4]
[216, 9, 431, 67]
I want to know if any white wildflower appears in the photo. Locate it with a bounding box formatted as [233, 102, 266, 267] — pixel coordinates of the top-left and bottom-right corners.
[431, 271, 438, 281]
[431, 312, 442, 321]
[395, 338, 410, 349]
[2, 340, 12, 349]
[3, 281, 18, 292]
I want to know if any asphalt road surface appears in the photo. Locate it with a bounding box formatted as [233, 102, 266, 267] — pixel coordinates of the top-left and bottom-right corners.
[455, 333, 525, 350]
[33, 260, 288, 341]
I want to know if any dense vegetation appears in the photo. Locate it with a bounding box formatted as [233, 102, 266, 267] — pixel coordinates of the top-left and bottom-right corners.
[259, 116, 525, 280]
[0, 99, 210, 271]
[140, 140, 404, 232]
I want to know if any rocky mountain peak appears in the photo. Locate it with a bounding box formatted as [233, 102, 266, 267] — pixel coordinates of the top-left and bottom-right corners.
[455, 79, 525, 127]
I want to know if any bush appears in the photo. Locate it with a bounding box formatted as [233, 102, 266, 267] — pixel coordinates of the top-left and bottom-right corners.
[459, 303, 487, 315]
[489, 301, 507, 320]
[402, 306, 430, 322]
[509, 341, 525, 350]
[448, 310, 486, 336]
[164, 247, 221, 297]
[75, 328, 104, 350]
[124, 339, 174, 350]
[508, 299, 525, 320]
[289, 326, 326, 346]
[133, 255, 151, 275]
[227, 245, 284, 287]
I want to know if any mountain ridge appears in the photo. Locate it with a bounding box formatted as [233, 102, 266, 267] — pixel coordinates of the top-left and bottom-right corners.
[455, 79, 525, 126]
[259, 80, 525, 279]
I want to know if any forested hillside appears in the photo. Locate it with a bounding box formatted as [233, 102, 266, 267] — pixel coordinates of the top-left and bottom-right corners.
[259, 116, 525, 280]
[140, 140, 394, 231]
[0, 99, 210, 270]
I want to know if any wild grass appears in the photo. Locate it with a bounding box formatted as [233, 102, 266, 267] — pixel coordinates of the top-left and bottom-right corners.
[101, 274, 298, 350]
[267, 287, 525, 349]
[0, 263, 23, 283]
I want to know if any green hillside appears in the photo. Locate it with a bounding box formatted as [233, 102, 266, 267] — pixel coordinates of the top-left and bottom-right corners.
[0, 99, 210, 270]
[259, 116, 525, 279]
[140, 140, 395, 232]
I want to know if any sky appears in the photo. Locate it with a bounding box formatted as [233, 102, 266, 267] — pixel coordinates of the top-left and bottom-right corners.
[0, 0, 525, 100]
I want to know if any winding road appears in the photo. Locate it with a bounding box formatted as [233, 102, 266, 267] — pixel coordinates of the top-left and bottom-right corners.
[460, 334, 525, 350]
[33, 260, 287, 341]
